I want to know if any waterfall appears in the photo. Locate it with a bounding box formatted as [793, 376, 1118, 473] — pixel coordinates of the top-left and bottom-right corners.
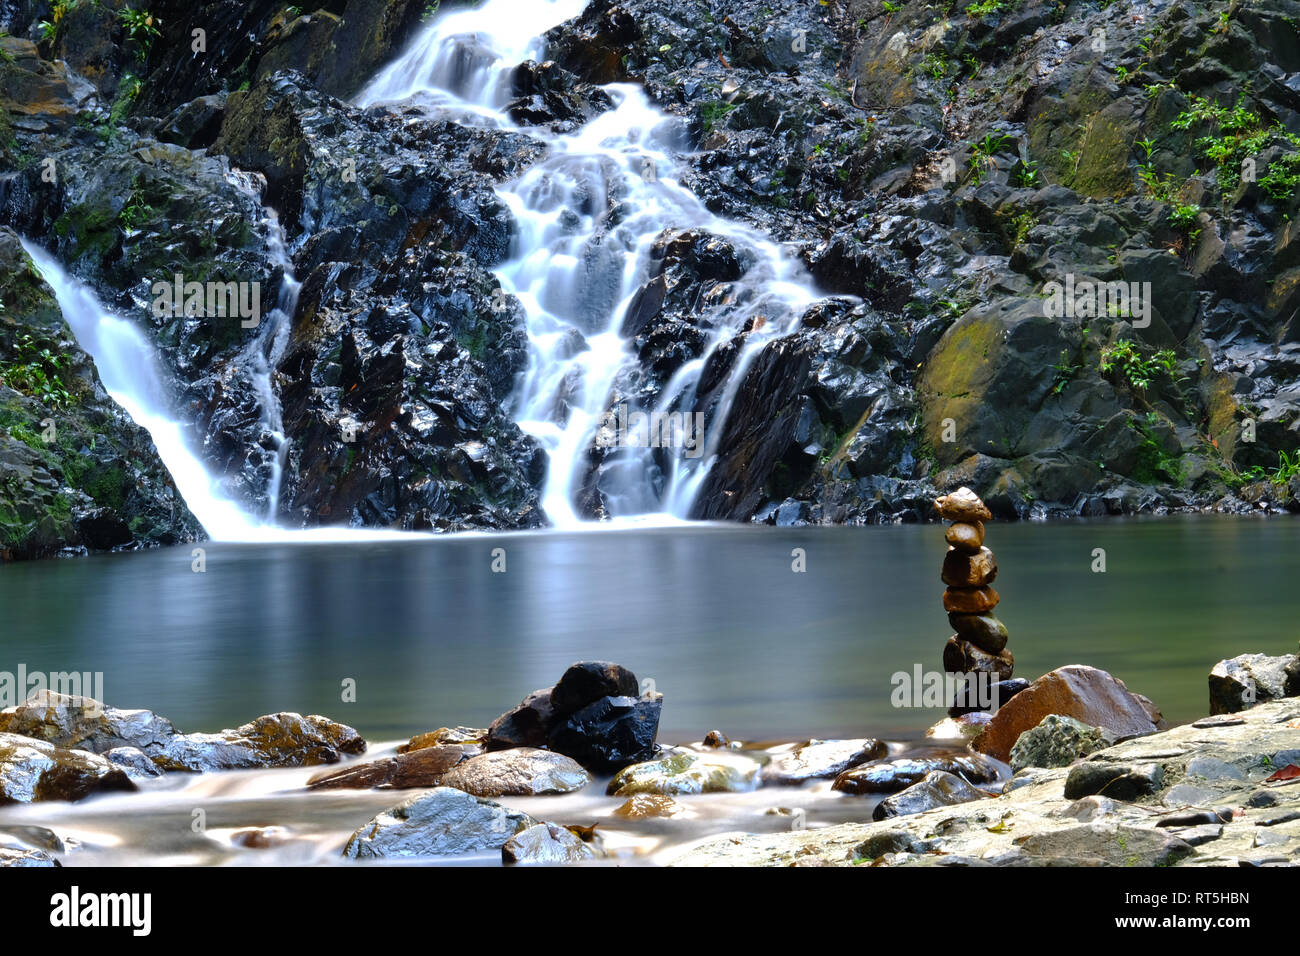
[21, 239, 264, 538]
[358, 0, 821, 527]
[21, 240, 412, 543]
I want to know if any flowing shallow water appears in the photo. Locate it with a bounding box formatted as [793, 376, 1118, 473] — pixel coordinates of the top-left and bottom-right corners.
[0, 516, 1295, 865]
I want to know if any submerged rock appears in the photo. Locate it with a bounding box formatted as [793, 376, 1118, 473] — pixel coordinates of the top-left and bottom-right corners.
[343, 787, 536, 860]
[872, 770, 988, 821]
[612, 794, 684, 819]
[399, 726, 486, 754]
[502, 823, 601, 864]
[0, 732, 136, 803]
[762, 738, 887, 786]
[1009, 714, 1115, 771]
[607, 751, 761, 796]
[439, 748, 590, 797]
[972, 666, 1158, 763]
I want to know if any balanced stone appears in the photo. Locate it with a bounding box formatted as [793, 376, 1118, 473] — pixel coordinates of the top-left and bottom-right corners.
[941, 546, 997, 588]
[933, 487, 992, 523]
[945, 521, 984, 552]
[943, 585, 1000, 614]
[948, 612, 1009, 654]
[943, 636, 1014, 680]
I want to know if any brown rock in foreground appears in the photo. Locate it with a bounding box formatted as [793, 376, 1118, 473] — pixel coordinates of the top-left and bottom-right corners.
[944, 521, 984, 552]
[971, 665, 1159, 762]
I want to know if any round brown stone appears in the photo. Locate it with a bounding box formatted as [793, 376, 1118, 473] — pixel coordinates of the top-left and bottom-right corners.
[941, 546, 998, 588]
[933, 487, 992, 523]
[945, 521, 984, 552]
[942, 586, 1000, 614]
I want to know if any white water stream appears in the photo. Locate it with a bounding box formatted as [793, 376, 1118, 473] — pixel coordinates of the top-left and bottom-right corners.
[23, 0, 824, 539]
[360, 0, 821, 527]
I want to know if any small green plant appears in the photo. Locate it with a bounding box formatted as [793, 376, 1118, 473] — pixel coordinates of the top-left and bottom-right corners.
[1099, 340, 1177, 393]
[1171, 93, 1300, 204]
[699, 100, 736, 134]
[1050, 350, 1081, 395]
[968, 132, 1016, 185]
[1168, 201, 1202, 239]
[882, 0, 902, 11]
[964, 0, 1005, 16]
[1014, 159, 1040, 187]
[0, 334, 75, 409]
[1129, 412, 1186, 485]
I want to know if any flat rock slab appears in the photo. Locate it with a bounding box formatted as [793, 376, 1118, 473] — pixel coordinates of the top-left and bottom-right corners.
[439, 747, 589, 796]
[666, 699, 1300, 867]
[343, 787, 536, 860]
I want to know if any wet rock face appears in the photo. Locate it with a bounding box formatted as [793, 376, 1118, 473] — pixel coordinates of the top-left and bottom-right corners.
[0, 732, 137, 804]
[0, 692, 367, 772]
[0, 229, 200, 558]
[439, 748, 590, 797]
[832, 752, 1001, 795]
[306, 744, 473, 791]
[343, 786, 537, 860]
[762, 738, 887, 786]
[607, 751, 761, 796]
[1208, 651, 1300, 715]
[872, 770, 987, 822]
[502, 822, 601, 864]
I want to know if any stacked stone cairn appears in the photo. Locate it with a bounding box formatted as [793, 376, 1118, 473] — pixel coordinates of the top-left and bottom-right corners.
[935, 488, 1015, 716]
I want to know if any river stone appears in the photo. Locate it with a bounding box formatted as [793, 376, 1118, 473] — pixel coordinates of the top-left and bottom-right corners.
[933, 487, 992, 522]
[0, 732, 136, 803]
[103, 746, 164, 779]
[943, 637, 1014, 680]
[440, 748, 589, 796]
[502, 823, 600, 864]
[926, 712, 992, 742]
[872, 770, 987, 821]
[1016, 824, 1192, 866]
[947, 612, 1009, 654]
[0, 690, 179, 754]
[613, 794, 684, 818]
[550, 661, 640, 716]
[485, 688, 556, 750]
[941, 546, 998, 587]
[762, 738, 887, 785]
[1063, 762, 1165, 800]
[0, 847, 58, 867]
[945, 521, 984, 552]
[1009, 714, 1115, 771]
[832, 753, 1000, 794]
[152, 712, 366, 771]
[548, 694, 662, 773]
[342, 787, 536, 860]
[1208, 653, 1296, 714]
[306, 744, 472, 791]
[399, 726, 485, 753]
[607, 751, 761, 796]
[942, 586, 1000, 614]
[972, 665, 1159, 763]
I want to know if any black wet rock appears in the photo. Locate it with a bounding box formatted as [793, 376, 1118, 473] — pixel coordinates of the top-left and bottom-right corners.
[547, 694, 663, 774]
[550, 661, 641, 716]
[1063, 762, 1165, 801]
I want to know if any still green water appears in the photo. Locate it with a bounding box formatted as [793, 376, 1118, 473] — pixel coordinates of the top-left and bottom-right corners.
[0, 516, 1294, 741]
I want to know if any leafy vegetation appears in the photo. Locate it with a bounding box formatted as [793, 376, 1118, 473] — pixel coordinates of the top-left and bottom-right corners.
[0, 333, 75, 409]
[1099, 339, 1177, 394]
[1171, 93, 1300, 204]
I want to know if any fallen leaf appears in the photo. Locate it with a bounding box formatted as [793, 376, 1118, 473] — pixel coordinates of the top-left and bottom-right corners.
[1265, 764, 1300, 782]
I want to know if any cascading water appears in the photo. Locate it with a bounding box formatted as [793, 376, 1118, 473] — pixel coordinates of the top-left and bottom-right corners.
[21, 239, 264, 538]
[359, 0, 822, 527]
